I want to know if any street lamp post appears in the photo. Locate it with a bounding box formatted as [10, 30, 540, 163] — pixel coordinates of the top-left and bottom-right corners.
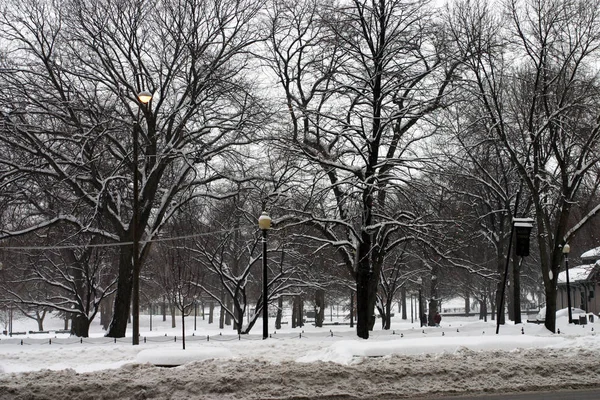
[132, 90, 152, 346]
[410, 294, 413, 324]
[417, 277, 424, 327]
[563, 243, 573, 324]
[258, 211, 271, 340]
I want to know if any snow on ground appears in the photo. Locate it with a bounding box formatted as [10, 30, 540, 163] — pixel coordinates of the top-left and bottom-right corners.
[1, 311, 600, 399]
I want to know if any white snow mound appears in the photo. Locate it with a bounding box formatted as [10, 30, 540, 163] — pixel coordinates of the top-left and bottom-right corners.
[297, 336, 566, 365]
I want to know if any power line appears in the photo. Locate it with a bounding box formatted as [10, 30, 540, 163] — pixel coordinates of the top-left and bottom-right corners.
[0, 224, 257, 252]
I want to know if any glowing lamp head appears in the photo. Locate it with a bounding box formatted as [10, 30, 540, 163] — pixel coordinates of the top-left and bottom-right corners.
[137, 91, 153, 104]
[258, 211, 271, 231]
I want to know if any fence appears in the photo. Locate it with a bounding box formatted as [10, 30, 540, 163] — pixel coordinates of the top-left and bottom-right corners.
[0, 327, 448, 346]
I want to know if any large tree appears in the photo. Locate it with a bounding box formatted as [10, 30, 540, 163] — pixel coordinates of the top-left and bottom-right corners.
[449, 0, 600, 332]
[0, 0, 266, 337]
[266, 0, 467, 338]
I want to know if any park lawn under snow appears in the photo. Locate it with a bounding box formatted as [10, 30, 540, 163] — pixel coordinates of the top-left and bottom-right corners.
[1, 311, 600, 399]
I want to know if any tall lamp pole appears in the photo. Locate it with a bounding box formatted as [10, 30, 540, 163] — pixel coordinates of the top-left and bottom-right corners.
[258, 211, 271, 340]
[132, 90, 152, 346]
[417, 277, 423, 327]
[410, 294, 413, 324]
[563, 243, 572, 324]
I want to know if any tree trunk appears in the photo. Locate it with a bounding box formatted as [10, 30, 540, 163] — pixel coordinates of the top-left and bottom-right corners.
[150, 303, 154, 331]
[383, 301, 392, 330]
[401, 287, 407, 320]
[37, 315, 44, 332]
[100, 296, 111, 330]
[234, 299, 244, 334]
[544, 281, 558, 333]
[219, 291, 225, 329]
[428, 297, 438, 327]
[171, 304, 176, 328]
[480, 297, 488, 321]
[356, 184, 375, 337]
[495, 257, 505, 325]
[71, 314, 90, 337]
[291, 297, 298, 329]
[487, 284, 494, 321]
[162, 297, 167, 321]
[428, 269, 439, 327]
[105, 247, 134, 337]
[219, 306, 225, 329]
[209, 302, 214, 324]
[367, 258, 383, 332]
[356, 256, 370, 338]
[275, 296, 283, 330]
[297, 297, 304, 327]
[314, 289, 325, 328]
[225, 295, 232, 326]
[464, 293, 471, 316]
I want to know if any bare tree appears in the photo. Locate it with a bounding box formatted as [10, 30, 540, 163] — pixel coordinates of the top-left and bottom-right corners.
[448, 0, 600, 332]
[266, 0, 467, 339]
[190, 191, 305, 335]
[0, 231, 117, 337]
[0, 0, 267, 338]
[156, 237, 203, 350]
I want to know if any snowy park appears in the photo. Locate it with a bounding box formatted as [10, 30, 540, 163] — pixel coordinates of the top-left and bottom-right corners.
[3, 0, 600, 398]
[1, 310, 600, 399]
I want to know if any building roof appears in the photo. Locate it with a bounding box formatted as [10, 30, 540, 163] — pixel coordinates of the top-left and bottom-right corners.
[557, 264, 598, 284]
[581, 246, 600, 261]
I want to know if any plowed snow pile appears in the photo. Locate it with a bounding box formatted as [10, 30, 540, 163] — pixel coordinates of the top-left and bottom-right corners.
[1, 313, 600, 399]
[1, 347, 599, 399]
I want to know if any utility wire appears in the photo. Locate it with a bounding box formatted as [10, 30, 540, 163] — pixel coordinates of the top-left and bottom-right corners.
[0, 224, 257, 251]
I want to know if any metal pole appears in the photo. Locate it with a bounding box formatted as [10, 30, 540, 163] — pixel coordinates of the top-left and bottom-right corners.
[419, 287, 423, 327]
[565, 254, 572, 324]
[350, 291, 354, 328]
[9, 303, 12, 336]
[132, 121, 140, 346]
[410, 294, 413, 324]
[496, 187, 522, 335]
[496, 227, 514, 334]
[262, 229, 268, 339]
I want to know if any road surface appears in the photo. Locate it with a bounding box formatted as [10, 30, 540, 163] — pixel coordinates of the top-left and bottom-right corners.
[420, 388, 600, 400]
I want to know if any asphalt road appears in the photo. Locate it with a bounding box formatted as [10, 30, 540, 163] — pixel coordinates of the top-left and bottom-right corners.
[420, 388, 600, 400]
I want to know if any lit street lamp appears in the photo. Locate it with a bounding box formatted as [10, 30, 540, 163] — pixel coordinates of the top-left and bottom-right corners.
[258, 211, 271, 340]
[132, 90, 152, 346]
[563, 243, 573, 324]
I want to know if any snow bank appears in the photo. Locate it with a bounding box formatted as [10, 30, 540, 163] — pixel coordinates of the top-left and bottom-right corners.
[137, 346, 232, 366]
[1, 346, 599, 400]
[297, 335, 566, 364]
